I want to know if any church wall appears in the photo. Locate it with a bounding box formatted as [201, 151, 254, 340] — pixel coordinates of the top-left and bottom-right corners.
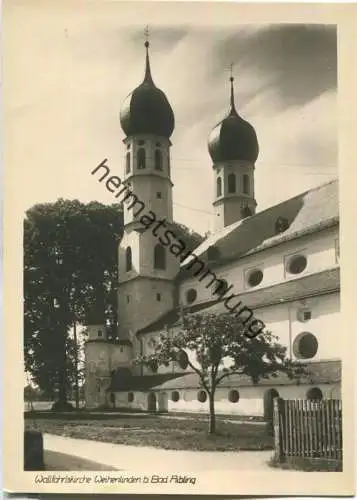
[110, 383, 340, 415]
[110, 344, 133, 370]
[139, 230, 180, 279]
[179, 226, 339, 306]
[84, 341, 111, 408]
[255, 292, 340, 362]
[165, 383, 340, 416]
[138, 290, 340, 377]
[118, 231, 140, 280]
[111, 391, 149, 411]
[124, 175, 173, 224]
[117, 279, 175, 337]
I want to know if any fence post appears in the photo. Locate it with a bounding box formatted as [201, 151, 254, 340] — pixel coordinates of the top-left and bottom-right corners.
[273, 397, 285, 462]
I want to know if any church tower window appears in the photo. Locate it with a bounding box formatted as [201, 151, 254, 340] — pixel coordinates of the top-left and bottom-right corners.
[217, 177, 222, 197]
[155, 149, 163, 171]
[243, 174, 250, 195]
[137, 148, 146, 169]
[154, 244, 166, 270]
[126, 152, 131, 174]
[228, 173, 236, 193]
[125, 246, 132, 272]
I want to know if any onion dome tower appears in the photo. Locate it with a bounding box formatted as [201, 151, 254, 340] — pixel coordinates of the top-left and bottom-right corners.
[117, 34, 179, 364]
[120, 41, 174, 139]
[208, 72, 259, 231]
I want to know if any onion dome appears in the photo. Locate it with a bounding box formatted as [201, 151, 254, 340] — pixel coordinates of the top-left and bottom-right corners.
[208, 76, 259, 163]
[120, 41, 175, 139]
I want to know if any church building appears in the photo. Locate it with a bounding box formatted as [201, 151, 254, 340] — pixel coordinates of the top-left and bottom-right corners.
[84, 38, 340, 417]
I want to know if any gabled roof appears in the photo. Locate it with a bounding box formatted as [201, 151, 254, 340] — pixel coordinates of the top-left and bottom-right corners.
[151, 360, 341, 390]
[180, 179, 339, 272]
[137, 267, 340, 334]
[108, 360, 341, 392]
[108, 372, 182, 392]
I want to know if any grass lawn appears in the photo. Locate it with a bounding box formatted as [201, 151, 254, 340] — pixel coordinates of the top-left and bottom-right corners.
[44, 450, 117, 471]
[25, 414, 273, 452]
[268, 455, 342, 472]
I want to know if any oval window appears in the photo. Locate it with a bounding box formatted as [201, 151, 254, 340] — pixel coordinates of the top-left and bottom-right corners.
[171, 391, 180, 402]
[293, 332, 318, 359]
[247, 269, 263, 287]
[197, 390, 207, 403]
[306, 387, 323, 401]
[228, 389, 240, 403]
[288, 255, 307, 274]
[186, 289, 197, 304]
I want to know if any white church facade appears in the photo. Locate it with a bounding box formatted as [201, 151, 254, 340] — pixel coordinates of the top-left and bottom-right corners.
[84, 39, 340, 417]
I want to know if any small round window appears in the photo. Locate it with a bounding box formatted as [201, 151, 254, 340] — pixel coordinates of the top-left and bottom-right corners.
[171, 391, 180, 402]
[287, 255, 307, 274]
[293, 332, 318, 359]
[186, 289, 197, 304]
[247, 269, 263, 287]
[128, 392, 134, 403]
[197, 390, 207, 403]
[306, 387, 323, 401]
[228, 389, 240, 403]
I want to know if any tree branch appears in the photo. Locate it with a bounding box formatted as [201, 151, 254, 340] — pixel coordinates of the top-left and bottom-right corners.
[186, 358, 209, 392]
[215, 369, 244, 386]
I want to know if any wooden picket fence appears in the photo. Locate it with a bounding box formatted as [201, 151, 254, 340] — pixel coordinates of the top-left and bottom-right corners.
[273, 398, 342, 463]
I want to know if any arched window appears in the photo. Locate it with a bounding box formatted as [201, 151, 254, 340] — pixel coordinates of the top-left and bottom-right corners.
[155, 150, 163, 171]
[126, 152, 130, 174]
[154, 244, 166, 270]
[217, 177, 222, 197]
[171, 391, 180, 402]
[228, 173, 236, 193]
[228, 389, 240, 403]
[243, 174, 250, 195]
[125, 247, 132, 272]
[137, 148, 146, 169]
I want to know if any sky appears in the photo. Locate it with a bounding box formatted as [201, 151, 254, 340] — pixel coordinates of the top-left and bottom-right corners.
[5, 3, 337, 234]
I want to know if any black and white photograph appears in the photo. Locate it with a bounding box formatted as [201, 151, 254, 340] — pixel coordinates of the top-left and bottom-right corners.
[3, 1, 356, 495]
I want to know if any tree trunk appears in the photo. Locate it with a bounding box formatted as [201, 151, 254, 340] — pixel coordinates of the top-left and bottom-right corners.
[73, 319, 80, 410]
[208, 392, 216, 435]
[57, 326, 68, 406]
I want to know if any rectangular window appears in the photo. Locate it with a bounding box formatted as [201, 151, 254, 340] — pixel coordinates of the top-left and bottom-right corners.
[126, 295, 131, 303]
[156, 293, 161, 301]
[156, 192, 162, 199]
[303, 311, 312, 321]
